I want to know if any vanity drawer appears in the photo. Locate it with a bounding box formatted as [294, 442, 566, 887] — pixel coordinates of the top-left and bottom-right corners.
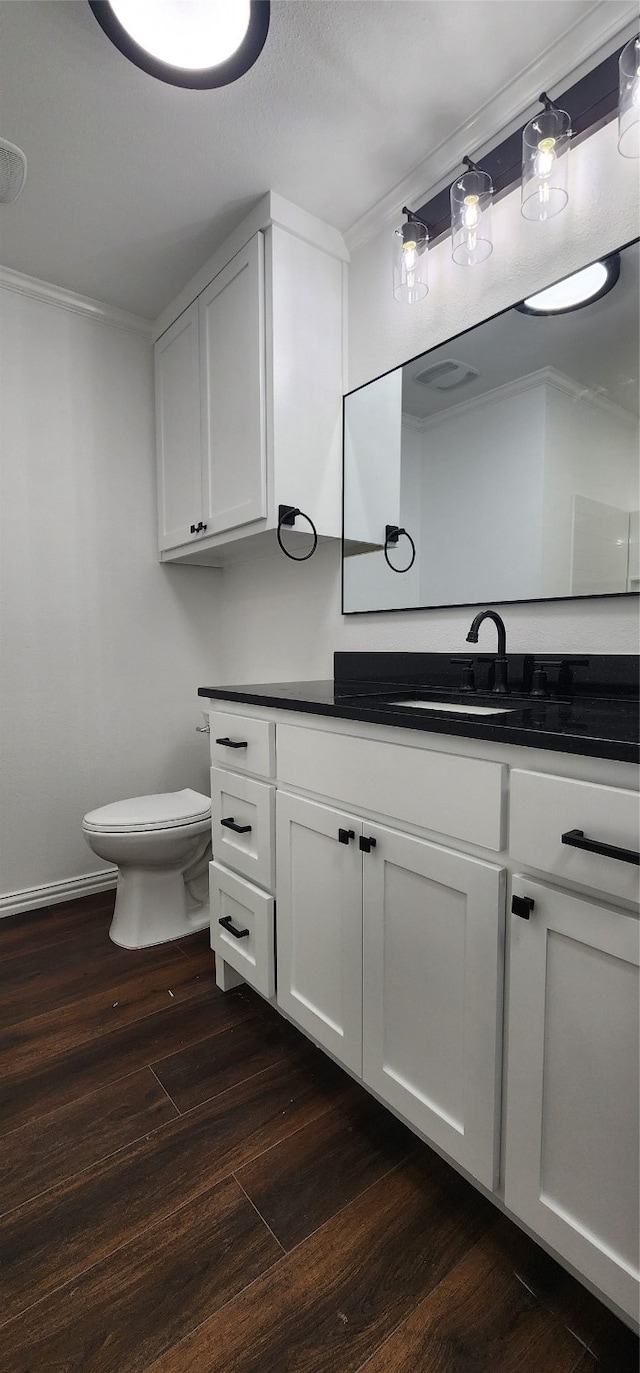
[510, 769, 640, 904]
[209, 709, 275, 779]
[211, 767, 274, 890]
[209, 861, 275, 999]
[276, 723, 505, 851]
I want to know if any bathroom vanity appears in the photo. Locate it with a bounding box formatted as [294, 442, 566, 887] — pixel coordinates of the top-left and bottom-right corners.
[199, 653, 639, 1329]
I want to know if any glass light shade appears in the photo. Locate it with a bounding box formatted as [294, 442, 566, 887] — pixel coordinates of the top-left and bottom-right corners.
[393, 219, 429, 303]
[618, 35, 640, 158]
[521, 106, 571, 221]
[451, 168, 493, 265]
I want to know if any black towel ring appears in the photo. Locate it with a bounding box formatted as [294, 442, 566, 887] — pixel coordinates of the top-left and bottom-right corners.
[384, 524, 416, 574]
[277, 505, 318, 562]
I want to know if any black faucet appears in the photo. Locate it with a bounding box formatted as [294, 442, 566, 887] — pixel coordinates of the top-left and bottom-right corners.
[466, 610, 509, 694]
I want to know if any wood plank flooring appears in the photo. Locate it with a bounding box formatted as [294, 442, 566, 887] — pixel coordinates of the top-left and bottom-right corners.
[0, 892, 637, 1372]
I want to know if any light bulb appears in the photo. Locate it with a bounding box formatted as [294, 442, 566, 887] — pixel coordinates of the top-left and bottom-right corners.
[534, 136, 557, 179]
[461, 194, 480, 252]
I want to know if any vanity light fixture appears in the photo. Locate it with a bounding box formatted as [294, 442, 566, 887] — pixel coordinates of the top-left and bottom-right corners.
[88, 0, 270, 89]
[521, 93, 572, 222]
[618, 35, 640, 157]
[393, 208, 429, 304]
[451, 156, 494, 266]
[515, 252, 620, 315]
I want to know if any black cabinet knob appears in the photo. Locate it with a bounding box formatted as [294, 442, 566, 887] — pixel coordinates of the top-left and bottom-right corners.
[511, 895, 535, 919]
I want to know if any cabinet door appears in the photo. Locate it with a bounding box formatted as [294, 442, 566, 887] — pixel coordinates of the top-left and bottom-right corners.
[199, 234, 267, 535]
[362, 824, 505, 1189]
[276, 792, 362, 1073]
[155, 302, 202, 551]
[505, 877, 639, 1320]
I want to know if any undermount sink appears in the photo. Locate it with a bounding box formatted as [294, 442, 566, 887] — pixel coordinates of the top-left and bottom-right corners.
[384, 698, 514, 716]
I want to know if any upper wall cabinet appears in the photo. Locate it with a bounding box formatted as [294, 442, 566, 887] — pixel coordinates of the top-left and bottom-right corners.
[154, 193, 348, 565]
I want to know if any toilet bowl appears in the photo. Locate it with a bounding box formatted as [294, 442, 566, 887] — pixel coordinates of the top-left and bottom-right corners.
[82, 789, 212, 949]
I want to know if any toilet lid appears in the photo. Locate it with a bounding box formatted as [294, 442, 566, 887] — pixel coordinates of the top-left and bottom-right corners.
[83, 789, 211, 833]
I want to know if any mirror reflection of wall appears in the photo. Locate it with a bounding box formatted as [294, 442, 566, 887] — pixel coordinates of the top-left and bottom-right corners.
[343, 239, 639, 614]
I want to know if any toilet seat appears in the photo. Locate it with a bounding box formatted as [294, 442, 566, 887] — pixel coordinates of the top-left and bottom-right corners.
[83, 788, 211, 834]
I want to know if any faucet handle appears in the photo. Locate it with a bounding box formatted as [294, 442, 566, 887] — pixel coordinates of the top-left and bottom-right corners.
[531, 661, 559, 697]
[449, 657, 476, 693]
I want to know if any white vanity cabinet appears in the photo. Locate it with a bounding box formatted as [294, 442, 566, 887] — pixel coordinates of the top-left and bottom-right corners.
[206, 700, 639, 1327]
[154, 192, 348, 564]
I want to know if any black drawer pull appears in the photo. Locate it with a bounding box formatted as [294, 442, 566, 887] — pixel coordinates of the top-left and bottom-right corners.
[338, 828, 355, 845]
[221, 817, 252, 834]
[215, 737, 248, 749]
[512, 895, 535, 920]
[561, 829, 640, 866]
[359, 835, 377, 854]
[218, 915, 250, 939]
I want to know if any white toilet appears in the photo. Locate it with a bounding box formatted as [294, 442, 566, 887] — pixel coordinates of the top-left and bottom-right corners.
[82, 789, 212, 949]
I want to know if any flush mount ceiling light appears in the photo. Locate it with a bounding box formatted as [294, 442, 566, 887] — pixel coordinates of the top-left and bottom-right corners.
[515, 253, 620, 315]
[521, 92, 572, 222]
[393, 208, 429, 304]
[450, 156, 494, 266]
[88, 0, 270, 89]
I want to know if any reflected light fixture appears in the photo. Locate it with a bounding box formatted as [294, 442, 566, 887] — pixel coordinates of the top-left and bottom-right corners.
[521, 92, 571, 221]
[515, 253, 620, 314]
[451, 156, 494, 266]
[88, 0, 270, 89]
[618, 35, 640, 157]
[393, 208, 429, 304]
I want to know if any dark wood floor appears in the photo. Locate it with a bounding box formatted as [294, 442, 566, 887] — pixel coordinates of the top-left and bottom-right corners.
[0, 893, 638, 1373]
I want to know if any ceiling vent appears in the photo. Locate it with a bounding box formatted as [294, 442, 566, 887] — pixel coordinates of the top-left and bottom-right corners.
[414, 359, 479, 390]
[0, 138, 27, 204]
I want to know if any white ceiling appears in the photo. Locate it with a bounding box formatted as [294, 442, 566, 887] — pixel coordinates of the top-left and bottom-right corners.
[0, 0, 631, 319]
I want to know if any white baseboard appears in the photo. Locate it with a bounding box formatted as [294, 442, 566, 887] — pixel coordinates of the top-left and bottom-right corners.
[0, 869, 118, 918]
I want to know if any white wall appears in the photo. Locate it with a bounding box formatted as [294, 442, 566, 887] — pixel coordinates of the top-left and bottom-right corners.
[418, 385, 546, 605]
[541, 382, 638, 595]
[0, 284, 222, 906]
[218, 118, 639, 684]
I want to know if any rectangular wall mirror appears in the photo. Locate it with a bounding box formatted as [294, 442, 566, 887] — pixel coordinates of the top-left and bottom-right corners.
[342, 238, 639, 614]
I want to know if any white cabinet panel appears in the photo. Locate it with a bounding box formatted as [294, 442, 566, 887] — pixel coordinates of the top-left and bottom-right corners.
[505, 876, 640, 1318]
[362, 824, 505, 1189]
[277, 723, 505, 851]
[155, 302, 201, 551]
[209, 861, 275, 998]
[199, 235, 266, 535]
[276, 791, 362, 1074]
[510, 769, 640, 904]
[210, 767, 274, 891]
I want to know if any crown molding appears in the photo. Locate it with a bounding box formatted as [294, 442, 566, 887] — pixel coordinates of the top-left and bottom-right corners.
[0, 265, 153, 336]
[345, 2, 639, 255]
[405, 366, 637, 429]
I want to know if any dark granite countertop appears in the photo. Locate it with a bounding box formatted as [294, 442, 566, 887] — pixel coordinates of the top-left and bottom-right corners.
[198, 653, 640, 764]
